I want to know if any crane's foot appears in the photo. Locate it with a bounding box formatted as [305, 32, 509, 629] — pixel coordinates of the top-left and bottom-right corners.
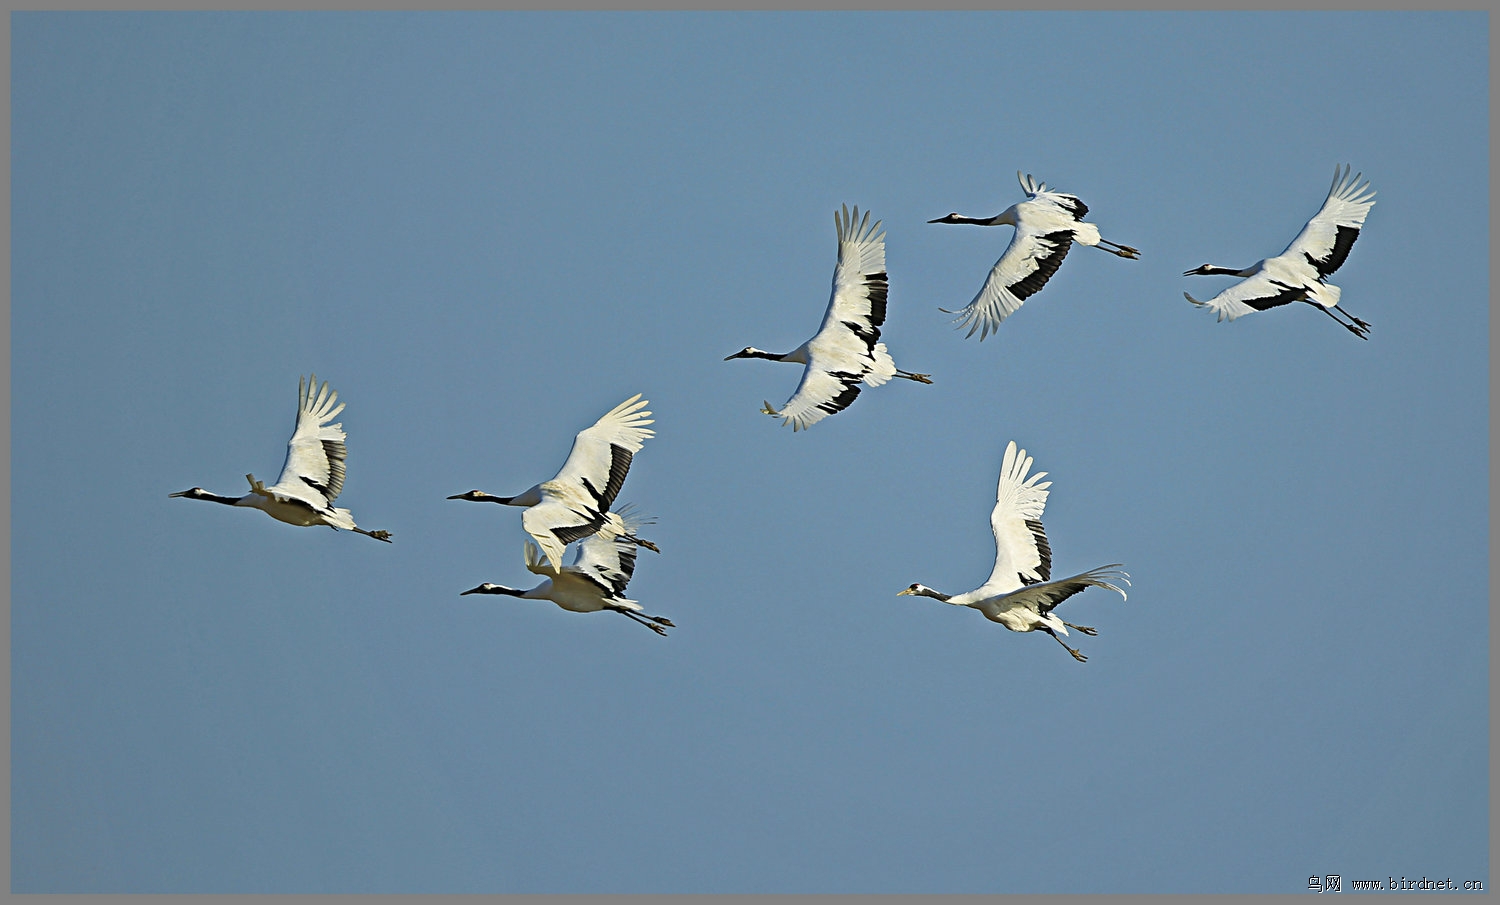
[358, 528, 393, 542]
[646, 623, 668, 636]
[650, 615, 675, 627]
[898, 370, 934, 385]
[1103, 241, 1141, 259]
[631, 536, 661, 553]
[1047, 628, 1088, 662]
[1065, 622, 1098, 636]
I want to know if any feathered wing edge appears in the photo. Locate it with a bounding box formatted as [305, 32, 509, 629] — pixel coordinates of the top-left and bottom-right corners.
[765, 207, 890, 431]
[527, 395, 655, 568]
[1018, 170, 1048, 197]
[271, 373, 349, 505]
[1288, 163, 1376, 278]
[984, 440, 1054, 588]
[991, 565, 1131, 635]
[944, 226, 1075, 341]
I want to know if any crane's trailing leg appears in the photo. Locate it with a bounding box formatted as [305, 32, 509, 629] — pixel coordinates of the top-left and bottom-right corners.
[354, 527, 393, 542]
[627, 534, 661, 553]
[1098, 239, 1141, 259]
[1045, 627, 1088, 662]
[1063, 621, 1097, 636]
[1337, 306, 1371, 337]
[1317, 303, 1370, 339]
[896, 369, 934, 384]
[610, 605, 673, 636]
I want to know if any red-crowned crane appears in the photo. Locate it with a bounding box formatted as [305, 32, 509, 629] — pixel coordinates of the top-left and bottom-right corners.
[1184, 164, 1376, 338]
[448, 394, 655, 572]
[725, 204, 931, 432]
[930, 171, 1140, 340]
[898, 440, 1127, 663]
[169, 374, 392, 542]
[460, 505, 673, 636]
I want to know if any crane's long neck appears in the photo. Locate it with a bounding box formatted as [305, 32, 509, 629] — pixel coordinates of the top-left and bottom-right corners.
[461, 583, 547, 599]
[900, 585, 953, 603]
[938, 209, 1018, 227]
[471, 492, 518, 505]
[171, 489, 247, 506]
[751, 348, 803, 363]
[449, 485, 543, 507]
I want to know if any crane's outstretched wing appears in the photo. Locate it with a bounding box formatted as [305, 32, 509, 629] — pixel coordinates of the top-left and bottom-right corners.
[268, 374, 348, 508]
[524, 394, 654, 571]
[769, 205, 889, 431]
[983, 440, 1054, 592]
[1184, 276, 1308, 322]
[981, 565, 1130, 630]
[1020, 170, 1091, 220]
[945, 223, 1075, 340]
[561, 504, 655, 598]
[1282, 164, 1376, 278]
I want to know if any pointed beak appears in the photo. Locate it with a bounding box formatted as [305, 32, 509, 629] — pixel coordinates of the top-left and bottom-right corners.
[168, 490, 189, 498]
[459, 585, 484, 596]
[896, 587, 915, 596]
[446, 493, 466, 500]
[926, 217, 946, 224]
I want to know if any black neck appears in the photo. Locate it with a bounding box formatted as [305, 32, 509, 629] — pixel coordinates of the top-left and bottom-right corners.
[463, 585, 526, 597]
[184, 490, 242, 506]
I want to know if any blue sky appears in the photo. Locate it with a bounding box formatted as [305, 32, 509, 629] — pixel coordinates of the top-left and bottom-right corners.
[11, 11, 1488, 894]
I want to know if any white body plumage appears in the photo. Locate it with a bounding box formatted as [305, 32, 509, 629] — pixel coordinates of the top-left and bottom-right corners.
[448, 394, 655, 572]
[899, 440, 1127, 662]
[930, 171, 1140, 340]
[726, 204, 931, 431]
[1184, 164, 1375, 338]
[460, 506, 673, 635]
[169, 375, 391, 542]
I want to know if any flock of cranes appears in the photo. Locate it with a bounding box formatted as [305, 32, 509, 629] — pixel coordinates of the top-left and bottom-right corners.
[172, 164, 1375, 661]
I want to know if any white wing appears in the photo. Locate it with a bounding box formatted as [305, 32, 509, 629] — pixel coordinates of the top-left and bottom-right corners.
[567, 504, 655, 598]
[1281, 164, 1376, 279]
[946, 209, 1077, 340]
[982, 440, 1053, 593]
[770, 205, 890, 431]
[267, 374, 348, 508]
[979, 566, 1130, 627]
[1184, 270, 1309, 322]
[524, 394, 654, 571]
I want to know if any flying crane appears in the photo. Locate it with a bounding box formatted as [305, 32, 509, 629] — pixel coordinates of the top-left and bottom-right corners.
[460, 505, 673, 636]
[898, 441, 1127, 662]
[448, 394, 655, 572]
[169, 374, 392, 542]
[726, 204, 931, 431]
[1184, 163, 1375, 338]
[930, 171, 1140, 339]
